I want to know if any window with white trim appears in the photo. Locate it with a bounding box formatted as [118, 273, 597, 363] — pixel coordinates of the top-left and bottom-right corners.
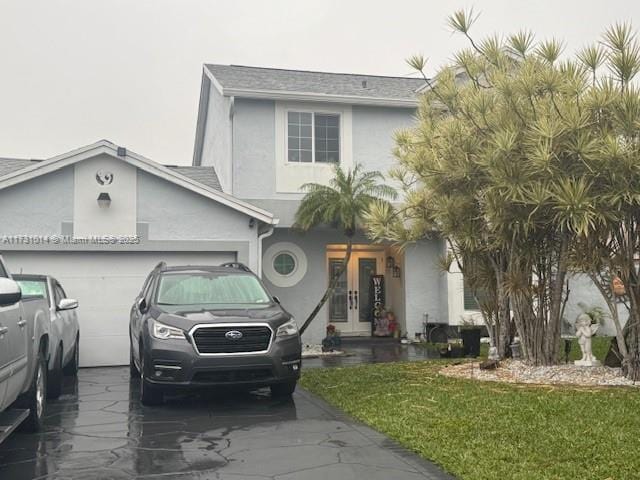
[287, 111, 340, 163]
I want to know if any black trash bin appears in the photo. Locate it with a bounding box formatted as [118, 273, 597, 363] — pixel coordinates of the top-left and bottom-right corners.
[460, 327, 482, 357]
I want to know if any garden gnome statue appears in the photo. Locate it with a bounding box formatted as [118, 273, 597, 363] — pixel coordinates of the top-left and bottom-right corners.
[574, 313, 600, 366]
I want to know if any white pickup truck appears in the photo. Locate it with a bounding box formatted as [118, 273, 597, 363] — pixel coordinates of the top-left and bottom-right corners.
[0, 255, 50, 442]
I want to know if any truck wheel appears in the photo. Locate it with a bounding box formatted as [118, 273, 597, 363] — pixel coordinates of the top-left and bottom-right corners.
[18, 354, 47, 432]
[47, 345, 64, 399]
[63, 336, 79, 376]
[129, 341, 139, 377]
[271, 380, 297, 398]
[140, 354, 163, 406]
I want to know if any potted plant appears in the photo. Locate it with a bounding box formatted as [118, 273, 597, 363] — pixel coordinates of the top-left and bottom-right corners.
[386, 310, 401, 339]
[459, 316, 482, 357]
[322, 323, 342, 351]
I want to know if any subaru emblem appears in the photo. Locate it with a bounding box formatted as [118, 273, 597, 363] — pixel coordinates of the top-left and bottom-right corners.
[225, 330, 243, 340]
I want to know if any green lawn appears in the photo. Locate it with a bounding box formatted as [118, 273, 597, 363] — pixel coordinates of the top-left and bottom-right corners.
[301, 349, 638, 480]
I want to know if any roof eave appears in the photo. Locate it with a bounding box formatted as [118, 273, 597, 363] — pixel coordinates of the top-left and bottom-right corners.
[221, 88, 419, 108]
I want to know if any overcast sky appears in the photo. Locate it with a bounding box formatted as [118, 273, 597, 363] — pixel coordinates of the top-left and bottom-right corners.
[0, 0, 637, 165]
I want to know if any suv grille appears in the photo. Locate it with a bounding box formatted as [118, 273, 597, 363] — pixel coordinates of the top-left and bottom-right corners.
[192, 325, 272, 354]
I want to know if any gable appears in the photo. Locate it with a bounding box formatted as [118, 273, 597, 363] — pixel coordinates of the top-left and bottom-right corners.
[0, 141, 274, 225]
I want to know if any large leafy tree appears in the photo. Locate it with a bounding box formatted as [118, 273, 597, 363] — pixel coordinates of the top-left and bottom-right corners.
[294, 164, 396, 335]
[368, 10, 637, 367]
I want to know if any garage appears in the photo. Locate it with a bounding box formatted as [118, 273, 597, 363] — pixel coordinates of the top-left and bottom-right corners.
[0, 141, 275, 366]
[3, 251, 235, 366]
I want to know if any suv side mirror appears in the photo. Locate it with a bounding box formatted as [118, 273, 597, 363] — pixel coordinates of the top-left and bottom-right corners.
[137, 297, 148, 313]
[57, 298, 78, 310]
[0, 278, 22, 306]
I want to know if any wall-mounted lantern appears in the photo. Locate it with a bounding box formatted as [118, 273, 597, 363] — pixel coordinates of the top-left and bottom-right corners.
[393, 265, 401, 278]
[386, 256, 395, 270]
[97, 192, 111, 208]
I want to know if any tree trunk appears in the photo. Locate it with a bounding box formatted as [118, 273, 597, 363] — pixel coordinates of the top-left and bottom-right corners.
[299, 239, 353, 335]
[589, 272, 630, 368]
[624, 288, 640, 381]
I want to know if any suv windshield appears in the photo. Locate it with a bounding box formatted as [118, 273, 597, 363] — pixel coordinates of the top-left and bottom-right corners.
[156, 272, 271, 306]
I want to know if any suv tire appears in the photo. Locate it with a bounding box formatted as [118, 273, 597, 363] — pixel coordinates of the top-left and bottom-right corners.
[129, 341, 139, 377]
[271, 380, 297, 398]
[139, 353, 163, 406]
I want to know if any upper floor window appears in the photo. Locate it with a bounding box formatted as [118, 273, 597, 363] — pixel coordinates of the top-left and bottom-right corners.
[287, 111, 340, 164]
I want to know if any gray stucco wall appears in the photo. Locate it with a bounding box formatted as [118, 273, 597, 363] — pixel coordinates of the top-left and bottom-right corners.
[200, 82, 233, 193]
[403, 239, 448, 338]
[262, 228, 373, 344]
[352, 105, 415, 175]
[136, 170, 258, 267]
[0, 168, 73, 235]
[232, 98, 277, 199]
[227, 100, 416, 221]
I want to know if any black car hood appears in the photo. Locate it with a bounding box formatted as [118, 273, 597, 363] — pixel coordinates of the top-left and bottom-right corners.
[150, 304, 291, 330]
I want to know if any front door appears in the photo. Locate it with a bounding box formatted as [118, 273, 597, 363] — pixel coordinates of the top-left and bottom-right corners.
[328, 250, 384, 335]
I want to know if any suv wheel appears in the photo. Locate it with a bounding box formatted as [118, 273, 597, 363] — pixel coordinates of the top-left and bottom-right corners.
[139, 353, 163, 406]
[271, 380, 297, 398]
[18, 353, 47, 432]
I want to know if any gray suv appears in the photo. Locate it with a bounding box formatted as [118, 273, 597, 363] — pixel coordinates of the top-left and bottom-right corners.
[129, 262, 301, 406]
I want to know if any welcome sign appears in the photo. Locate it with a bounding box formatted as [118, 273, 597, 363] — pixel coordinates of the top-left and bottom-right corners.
[369, 275, 388, 336]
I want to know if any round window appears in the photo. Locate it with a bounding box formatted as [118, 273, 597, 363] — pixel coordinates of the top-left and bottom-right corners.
[273, 253, 296, 276]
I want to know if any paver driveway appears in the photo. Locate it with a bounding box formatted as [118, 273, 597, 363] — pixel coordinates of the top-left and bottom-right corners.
[0, 351, 452, 479]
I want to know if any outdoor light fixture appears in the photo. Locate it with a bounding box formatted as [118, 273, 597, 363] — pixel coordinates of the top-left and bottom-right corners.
[393, 265, 401, 278]
[386, 256, 395, 270]
[97, 192, 111, 208]
[248, 218, 256, 228]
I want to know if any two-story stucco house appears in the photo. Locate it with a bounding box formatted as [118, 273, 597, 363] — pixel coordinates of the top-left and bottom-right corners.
[192, 65, 457, 344]
[0, 65, 487, 368]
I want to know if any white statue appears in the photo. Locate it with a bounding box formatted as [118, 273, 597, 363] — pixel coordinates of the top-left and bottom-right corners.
[574, 313, 600, 367]
[488, 345, 500, 361]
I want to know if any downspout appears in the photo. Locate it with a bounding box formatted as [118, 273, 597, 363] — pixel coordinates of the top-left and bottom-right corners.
[257, 218, 279, 278]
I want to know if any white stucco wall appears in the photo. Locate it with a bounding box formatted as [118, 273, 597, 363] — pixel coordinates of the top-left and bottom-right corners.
[0, 168, 73, 236]
[74, 154, 137, 237]
[200, 81, 233, 193]
[403, 239, 448, 338]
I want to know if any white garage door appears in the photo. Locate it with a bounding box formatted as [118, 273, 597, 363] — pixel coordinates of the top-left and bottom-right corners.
[4, 251, 235, 367]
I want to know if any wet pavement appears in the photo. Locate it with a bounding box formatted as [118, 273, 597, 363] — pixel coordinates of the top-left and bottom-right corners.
[303, 340, 441, 369]
[0, 343, 452, 480]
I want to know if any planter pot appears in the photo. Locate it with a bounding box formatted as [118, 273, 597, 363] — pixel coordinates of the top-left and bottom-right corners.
[460, 328, 482, 357]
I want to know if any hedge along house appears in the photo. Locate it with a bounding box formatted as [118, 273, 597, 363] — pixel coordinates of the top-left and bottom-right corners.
[0, 140, 275, 366]
[192, 65, 453, 345]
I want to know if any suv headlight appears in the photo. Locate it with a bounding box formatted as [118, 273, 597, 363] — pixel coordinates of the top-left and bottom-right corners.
[276, 319, 299, 337]
[151, 319, 186, 340]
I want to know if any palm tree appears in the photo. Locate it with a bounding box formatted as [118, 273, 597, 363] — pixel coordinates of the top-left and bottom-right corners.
[294, 163, 396, 335]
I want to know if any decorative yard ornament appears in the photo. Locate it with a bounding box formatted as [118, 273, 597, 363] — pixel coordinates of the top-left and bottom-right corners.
[612, 276, 625, 296]
[574, 314, 601, 367]
[488, 345, 500, 361]
[96, 169, 114, 186]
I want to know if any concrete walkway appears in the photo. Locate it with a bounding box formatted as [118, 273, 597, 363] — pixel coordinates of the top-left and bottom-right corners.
[0, 346, 453, 479]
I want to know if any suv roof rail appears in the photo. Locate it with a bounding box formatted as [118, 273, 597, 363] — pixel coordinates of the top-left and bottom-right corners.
[220, 262, 252, 273]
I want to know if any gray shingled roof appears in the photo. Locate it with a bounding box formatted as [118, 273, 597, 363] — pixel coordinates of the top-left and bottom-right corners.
[205, 64, 424, 102]
[0, 158, 221, 191]
[0, 158, 41, 177]
[166, 166, 221, 191]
